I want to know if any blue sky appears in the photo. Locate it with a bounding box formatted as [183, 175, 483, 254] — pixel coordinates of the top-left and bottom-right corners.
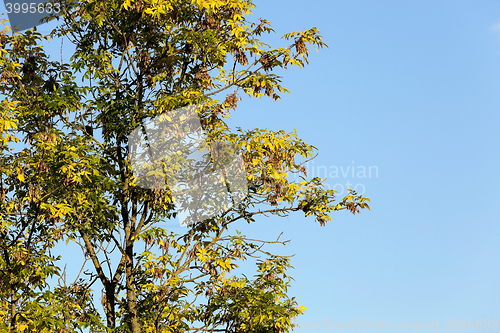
[2, 0, 500, 332]
[229, 1, 500, 332]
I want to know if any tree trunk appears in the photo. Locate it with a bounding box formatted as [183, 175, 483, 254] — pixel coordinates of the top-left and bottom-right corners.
[10, 288, 16, 331]
[104, 283, 116, 329]
[125, 241, 140, 332]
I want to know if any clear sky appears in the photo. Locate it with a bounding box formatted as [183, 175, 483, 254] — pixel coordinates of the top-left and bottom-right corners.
[2, 0, 500, 332]
[230, 1, 500, 332]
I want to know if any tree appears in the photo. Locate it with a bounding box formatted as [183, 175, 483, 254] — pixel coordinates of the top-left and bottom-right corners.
[0, 0, 370, 332]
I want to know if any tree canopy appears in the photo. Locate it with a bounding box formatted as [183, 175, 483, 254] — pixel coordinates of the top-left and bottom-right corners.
[0, 0, 370, 332]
